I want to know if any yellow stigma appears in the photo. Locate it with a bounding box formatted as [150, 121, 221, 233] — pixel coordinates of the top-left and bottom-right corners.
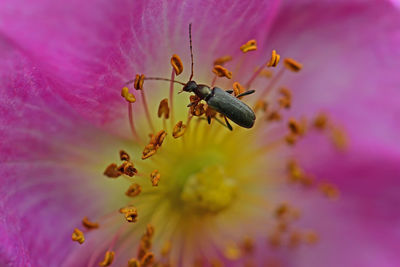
[181, 165, 237, 213]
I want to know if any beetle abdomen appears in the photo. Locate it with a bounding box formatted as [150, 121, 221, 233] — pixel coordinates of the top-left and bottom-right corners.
[207, 87, 256, 128]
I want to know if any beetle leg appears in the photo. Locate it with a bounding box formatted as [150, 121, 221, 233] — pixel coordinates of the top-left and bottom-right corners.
[207, 116, 211, 124]
[224, 116, 233, 131]
[236, 89, 256, 98]
[225, 89, 234, 94]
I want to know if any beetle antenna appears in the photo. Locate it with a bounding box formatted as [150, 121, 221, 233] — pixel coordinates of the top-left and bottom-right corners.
[189, 23, 194, 81]
[126, 77, 186, 86]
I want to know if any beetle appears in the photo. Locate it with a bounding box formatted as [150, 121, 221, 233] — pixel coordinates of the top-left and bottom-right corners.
[139, 23, 257, 130]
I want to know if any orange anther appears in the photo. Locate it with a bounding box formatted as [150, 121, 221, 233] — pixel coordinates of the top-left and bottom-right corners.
[313, 113, 328, 129]
[119, 206, 138, 222]
[205, 105, 217, 118]
[150, 170, 161, 186]
[99, 251, 115, 266]
[103, 163, 122, 178]
[254, 100, 268, 113]
[284, 58, 303, 72]
[240, 39, 257, 53]
[212, 65, 232, 79]
[140, 252, 155, 266]
[151, 130, 167, 147]
[267, 50, 280, 67]
[125, 183, 142, 197]
[213, 55, 232, 66]
[142, 143, 157, 160]
[121, 86, 129, 98]
[134, 74, 145, 90]
[259, 69, 273, 78]
[118, 161, 137, 177]
[242, 236, 255, 254]
[288, 118, 301, 135]
[289, 231, 302, 248]
[146, 224, 155, 238]
[71, 228, 85, 244]
[157, 98, 170, 119]
[82, 217, 99, 229]
[127, 258, 141, 267]
[319, 182, 340, 200]
[191, 103, 206, 116]
[279, 87, 292, 99]
[119, 150, 130, 161]
[121, 87, 136, 103]
[285, 134, 297, 145]
[266, 111, 281, 121]
[232, 82, 246, 97]
[278, 97, 291, 109]
[171, 54, 183, 75]
[173, 121, 186, 138]
[268, 232, 282, 248]
[305, 230, 319, 245]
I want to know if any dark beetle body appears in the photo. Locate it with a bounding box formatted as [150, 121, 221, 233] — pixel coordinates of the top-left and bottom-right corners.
[183, 81, 256, 128]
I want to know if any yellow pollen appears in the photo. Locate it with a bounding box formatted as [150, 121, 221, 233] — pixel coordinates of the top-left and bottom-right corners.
[232, 82, 246, 98]
[125, 183, 142, 197]
[319, 182, 340, 200]
[254, 100, 268, 113]
[121, 87, 136, 103]
[99, 251, 115, 267]
[224, 242, 241, 260]
[213, 55, 232, 66]
[103, 163, 122, 178]
[240, 39, 257, 53]
[267, 50, 280, 67]
[170, 54, 183, 75]
[134, 74, 145, 90]
[157, 98, 170, 119]
[150, 170, 161, 186]
[82, 216, 99, 229]
[119, 150, 130, 161]
[71, 228, 85, 244]
[119, 205, 138, 222]
[212, 65, 232, 79]
[140, 252, 155, 266]
[172, 121, 186, 138]
[283, 58, 303, 72]
[127, 258, 141, 267]
[313, 113, 328, 129]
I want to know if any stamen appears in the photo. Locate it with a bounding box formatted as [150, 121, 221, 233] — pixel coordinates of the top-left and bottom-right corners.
[304, 230, 319, 245]
[241, 236, 255, 255]
[141, 130, 167, 159]
[283, 58, 303, 72]
[99, 251, 115, 267]
[288, 118, 301, 135]
[134, 74, 145, 90]
[118, 161, 138, 177]
[158, 98, 170, 119]
[121, 87, 136, 103]
[103, 164, 122, 178]
[254, 100, 268, 113]
[119, 206, 138, 223]
[128, 103, 140, 141]
[141, 252, 155, 266]
[150, 170, 161, 186]
[173, 121, 186, 138]
[171, 54, 183, 75]
[232, 82, 246, 98]
[319, 182, 340, 200]
[285, 134, 297, 146]
[266, 111, 282, 121]
[240, 39, 257, 53]
[125, 183, 142, 197]
[313, 113, 328, 129]
[142, 144, 157, 160]
[213, 55, 232, 66]
[82, 217, 99, 229]
[330, 126, 348, 150]
[267, 50, 280, 67]
[71, 228, 85, 244]
[224, 242, 241, 260]
[288, 231, 301, 248]
[212, 65, 232, 79]
[268, 232, 282, 248]
[119, 150, 130, 161]
[127, 259, 141, 267]
[259, 69, 273, 78]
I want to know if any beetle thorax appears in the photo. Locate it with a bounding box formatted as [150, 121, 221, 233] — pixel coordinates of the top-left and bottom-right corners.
[194, 84, 212, 99]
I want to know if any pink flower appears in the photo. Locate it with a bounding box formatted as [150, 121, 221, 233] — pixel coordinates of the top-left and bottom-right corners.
[1, 0, 399, 266]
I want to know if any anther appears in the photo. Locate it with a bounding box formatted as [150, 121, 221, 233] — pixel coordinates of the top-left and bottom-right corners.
[254, 100, 268, 113]
[330, 126, 348, 150]
[267, 50, 280, 67]
[259, 69, 273, 78]
[288, 231, 302, 248]
[191, 103, 206, 116]
[140, 252, 155, 266]
[119, 206, 138, 222]
[224, 242, 241, 260]
[173, 121, 186, 138]
[150, 130, 167, 148]
[119, 150, 130, 161]
[241, 236, 255, 255]
[212, 65, 232, 79]
[171, 54, 183, 75]
[285, 134, 297, 145]
[232, 82, 246, 98]
[142, 143, 157, 160]
[304, 230, 319, 245]
[288, 118, 301, 135]
[99, 251, 115, 266]
[283, 58, 303, 72]
[240, 39, 257, 53]
[127, 259, 141, 267]
[146, 224, 155, 238]
[118, 161, 138, 177]
[266, 111, 282, 121]
[268, 232, 282, 248]
[150, 170, 161, 186]
[82, 216, 99, 229]
[125, 183, 142, 197]
[71, 228, 85, 244]
[319, 182, 340, 200]
[104, 163, 122, 178]
[278, 97, 291, 109]
[313, 113, 328, 129]
[213, 55, 232, 66]
[275, 203, 290, 219]
[134, 74, 145, 90]
[157, 98, 170, 119]
[121, 87, 136, 103]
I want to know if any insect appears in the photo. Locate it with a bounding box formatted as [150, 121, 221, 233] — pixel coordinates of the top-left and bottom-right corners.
[141, 24, 256, 130]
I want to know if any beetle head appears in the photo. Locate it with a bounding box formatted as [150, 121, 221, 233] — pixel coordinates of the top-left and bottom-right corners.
[182, 81, 197, 92]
